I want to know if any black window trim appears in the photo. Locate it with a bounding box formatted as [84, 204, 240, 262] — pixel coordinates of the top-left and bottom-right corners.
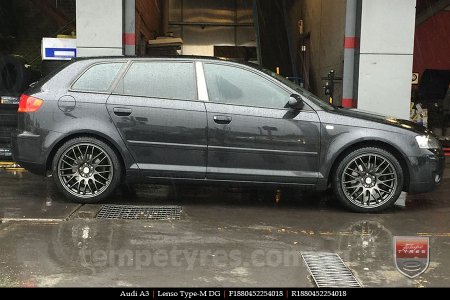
[69, 60, 129, 94]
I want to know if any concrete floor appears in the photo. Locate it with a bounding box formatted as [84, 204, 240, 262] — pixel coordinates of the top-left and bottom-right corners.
[0, 166, 449, 287]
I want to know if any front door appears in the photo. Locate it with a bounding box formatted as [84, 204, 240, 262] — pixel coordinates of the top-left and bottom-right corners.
[107, 60, 207, 179]
[202, 63, 321, 184]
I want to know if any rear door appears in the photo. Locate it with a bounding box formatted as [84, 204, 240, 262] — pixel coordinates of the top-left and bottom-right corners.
[106, 59, 208, 179]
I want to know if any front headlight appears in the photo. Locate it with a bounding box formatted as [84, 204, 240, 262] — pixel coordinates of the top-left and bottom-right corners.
[415, 135, 441, 149]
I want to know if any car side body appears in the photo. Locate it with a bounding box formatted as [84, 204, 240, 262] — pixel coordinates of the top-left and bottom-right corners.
[12, 57, 445, 212]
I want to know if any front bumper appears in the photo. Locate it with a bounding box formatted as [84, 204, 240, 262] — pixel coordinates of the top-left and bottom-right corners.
[11, 131, 46, 175]
[407, 148, 445, 193]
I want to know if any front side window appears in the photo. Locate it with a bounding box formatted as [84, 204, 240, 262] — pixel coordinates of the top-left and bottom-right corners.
[118, 61, 196, 100]
[203, 63, 289, 109]
[258, 66, 334, 111]
[72, 63, 124, 92]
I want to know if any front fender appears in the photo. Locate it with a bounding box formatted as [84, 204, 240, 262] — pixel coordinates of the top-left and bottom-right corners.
[318, 124, 415, 185]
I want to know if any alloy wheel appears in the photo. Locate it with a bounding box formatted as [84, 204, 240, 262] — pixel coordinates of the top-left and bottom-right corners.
[57, 143, 114, 198]
[341, 154, 398, 208]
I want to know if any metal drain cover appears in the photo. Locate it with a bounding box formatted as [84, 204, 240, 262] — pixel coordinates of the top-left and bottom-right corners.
[96, 205, 182, 220]
[301, 252, 361, 288]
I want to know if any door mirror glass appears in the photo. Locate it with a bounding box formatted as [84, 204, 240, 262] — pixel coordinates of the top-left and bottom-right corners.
[285, 94, 303, 110]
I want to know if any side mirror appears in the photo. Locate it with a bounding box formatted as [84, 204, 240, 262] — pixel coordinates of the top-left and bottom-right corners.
[285, 94, 303, 110]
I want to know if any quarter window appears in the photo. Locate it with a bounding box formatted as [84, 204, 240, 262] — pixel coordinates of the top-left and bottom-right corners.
[72, 63, 124, 92]
[203, 63, 289, 109]
[118, 62, 196, 100]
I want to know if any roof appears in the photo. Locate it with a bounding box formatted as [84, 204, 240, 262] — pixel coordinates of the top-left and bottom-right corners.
[72, 55, 229, 62]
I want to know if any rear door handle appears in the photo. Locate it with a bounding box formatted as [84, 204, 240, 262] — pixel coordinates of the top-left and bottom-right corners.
[113, 107, 132, 117]
[213, 115, 232, 125]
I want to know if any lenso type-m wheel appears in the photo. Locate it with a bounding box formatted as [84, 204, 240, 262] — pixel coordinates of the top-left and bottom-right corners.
[333, 147, 404, 213]
[52, 137, 121, 203]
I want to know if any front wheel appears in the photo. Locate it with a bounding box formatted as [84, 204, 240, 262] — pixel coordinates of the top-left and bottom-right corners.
[52, 137, 122, 203]
[333, 147, 404, 213]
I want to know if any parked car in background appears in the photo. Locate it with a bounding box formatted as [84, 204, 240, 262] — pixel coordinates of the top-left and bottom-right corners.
[12, 57, 445, 212]
[0, 55, 38, 160]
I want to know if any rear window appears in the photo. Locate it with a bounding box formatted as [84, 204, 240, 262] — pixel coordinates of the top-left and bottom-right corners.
[72, 63, 124, 92]
[116, 61, 196, 100]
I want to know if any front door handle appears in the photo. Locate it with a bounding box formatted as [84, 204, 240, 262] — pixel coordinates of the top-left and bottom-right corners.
[113, 107, 132, 117]
[213, 115, 232, 125]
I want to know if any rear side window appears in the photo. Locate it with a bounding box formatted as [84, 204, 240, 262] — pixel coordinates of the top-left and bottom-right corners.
[72, 63, 124, 92]
[117, 61, 196, 100]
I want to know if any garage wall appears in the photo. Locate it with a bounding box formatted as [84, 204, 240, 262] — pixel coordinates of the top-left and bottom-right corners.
[413, 11, 450, 77]
[76, 0, 124, 56]
[168, 0, 256, 56]
[287, 0, 346, 102]
[356, 0, 416, 120]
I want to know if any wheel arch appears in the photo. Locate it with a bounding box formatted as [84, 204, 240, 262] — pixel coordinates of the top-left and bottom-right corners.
[326, 140, 411, 191]
[46, 130, 127, 179]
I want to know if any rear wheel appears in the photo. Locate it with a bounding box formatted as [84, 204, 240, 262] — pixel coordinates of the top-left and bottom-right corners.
[333, 147, 403, 213]
[52, 137, 121, 203]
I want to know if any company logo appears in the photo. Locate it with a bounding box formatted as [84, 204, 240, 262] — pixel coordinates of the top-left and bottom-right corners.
[394, 236, 429, 278]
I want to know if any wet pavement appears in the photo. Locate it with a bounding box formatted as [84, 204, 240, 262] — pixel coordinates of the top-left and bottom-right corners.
[0, 165, 449, 287]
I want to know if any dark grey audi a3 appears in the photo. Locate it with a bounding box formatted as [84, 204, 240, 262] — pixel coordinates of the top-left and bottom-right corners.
[12, 57, 445, 212]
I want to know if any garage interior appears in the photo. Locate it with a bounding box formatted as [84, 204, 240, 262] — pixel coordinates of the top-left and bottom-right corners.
[1, 0, 450, 288]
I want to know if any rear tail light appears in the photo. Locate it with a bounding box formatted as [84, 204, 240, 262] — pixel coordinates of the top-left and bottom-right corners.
[18, 94, 43, 112]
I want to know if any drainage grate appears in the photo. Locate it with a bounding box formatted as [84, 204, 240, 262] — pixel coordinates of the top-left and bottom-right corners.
[96, 205, 182, 220]
[301, 252, 362, 288]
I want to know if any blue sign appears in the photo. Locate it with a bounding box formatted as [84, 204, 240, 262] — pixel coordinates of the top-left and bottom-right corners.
[44, 47, 77, 59]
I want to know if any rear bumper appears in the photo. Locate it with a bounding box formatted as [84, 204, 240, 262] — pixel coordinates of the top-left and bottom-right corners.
[11, 131, 47, 175]
[407, 149, 445, 193]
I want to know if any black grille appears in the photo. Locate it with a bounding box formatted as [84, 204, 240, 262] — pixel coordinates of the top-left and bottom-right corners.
[96, 205, 182, 220]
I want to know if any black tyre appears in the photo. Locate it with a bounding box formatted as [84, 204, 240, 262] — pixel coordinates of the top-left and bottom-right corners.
[0, 55, 32, 93]
[52, 137, 122, 203]
[332, 147, 404, 213]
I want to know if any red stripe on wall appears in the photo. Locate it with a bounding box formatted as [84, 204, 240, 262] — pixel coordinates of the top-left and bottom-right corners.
[444, 148, 450, 157]
[344, 37, 360, 49]
[342, 98, 354, 108]
[123, 33, 136, 46]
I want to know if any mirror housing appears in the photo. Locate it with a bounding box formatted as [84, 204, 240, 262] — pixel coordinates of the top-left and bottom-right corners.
[285, 94, 303, 110]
